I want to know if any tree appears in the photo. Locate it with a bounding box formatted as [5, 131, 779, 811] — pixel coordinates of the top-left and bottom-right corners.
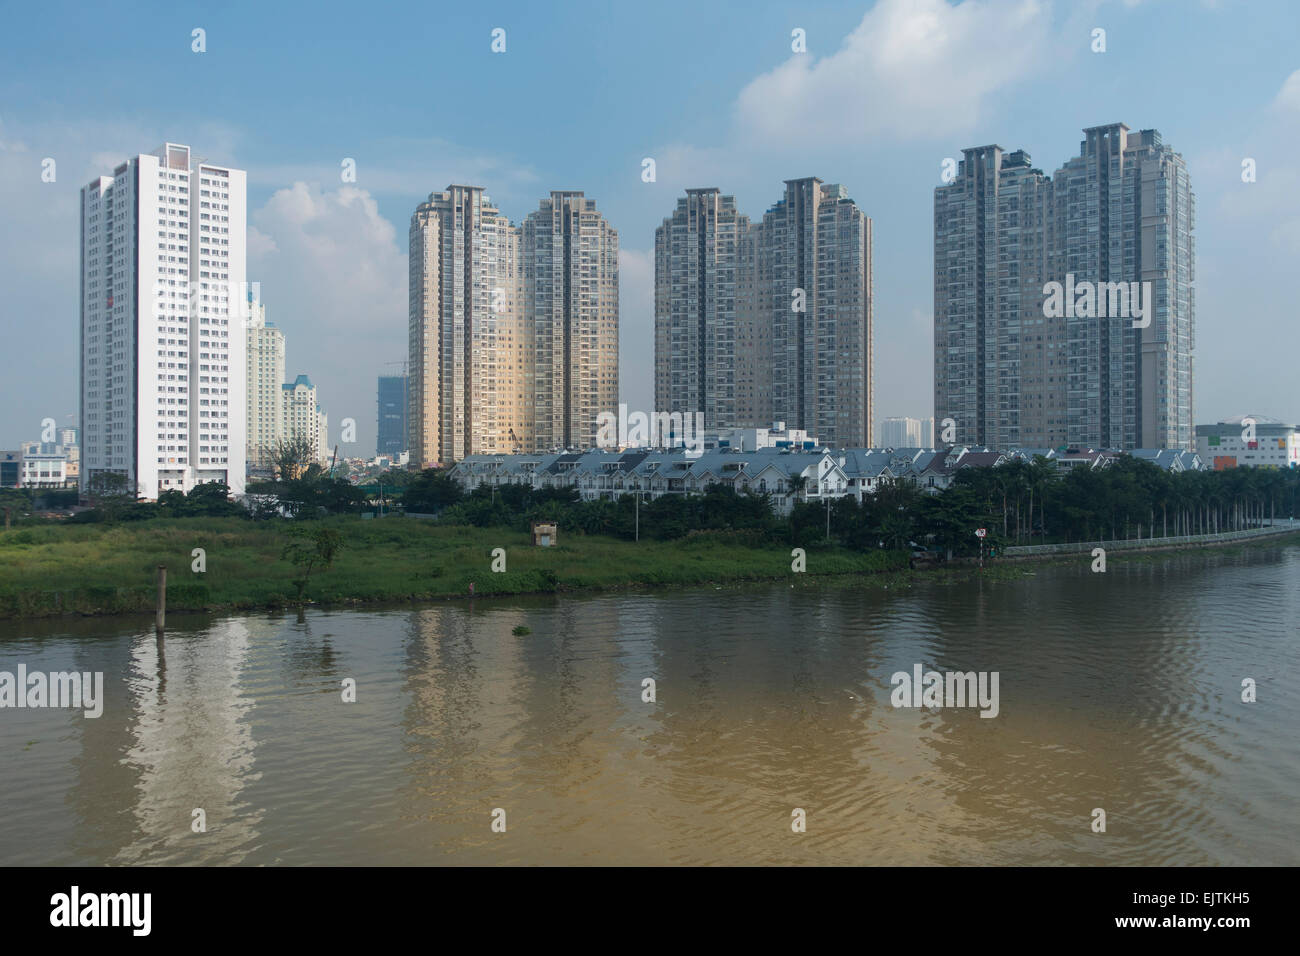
[87, 471, 137, 522]
[281, 525, 345, 601]
[268, 435, 317, 481]
[403, 469, 464, 514]
[920, 487, 982, 559]
[184, 480, 245, 517]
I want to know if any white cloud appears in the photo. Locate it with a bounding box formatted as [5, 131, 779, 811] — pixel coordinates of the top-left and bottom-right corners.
[1273, 69, 1300, 111]
[249, 182, 408, 453]
[734, 0, 1051, 145]
[245, 136, 540, 206]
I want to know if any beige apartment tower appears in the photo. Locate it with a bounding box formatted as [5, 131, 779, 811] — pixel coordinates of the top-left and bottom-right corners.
[408, 186, 528, 466]
[522, 191, 619, 451]
[245, 301, 285, 467]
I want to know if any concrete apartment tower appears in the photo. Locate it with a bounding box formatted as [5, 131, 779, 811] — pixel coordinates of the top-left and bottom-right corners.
[245, 299, 285, 468]
[880, 416, 925, 448]
[757, 178, 873, 448]
[408, 186, 527, 466]
[522, 191, 619, 452]
[281, 374, 328, 465]
[80, 143, 247, 499]
[654, 189, 752, 434]
[934, 125, 1194, 450]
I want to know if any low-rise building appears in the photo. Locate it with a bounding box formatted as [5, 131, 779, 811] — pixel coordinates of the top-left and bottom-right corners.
[1196, 416, 1299, 470]
[0, 451, 19, 488]
[446, 443, 1207, 516]
[1130, 448, 1203, 472]
[17, 441, 75, 488]
[704, 423, 818, 453]
[450, 447, 847, 515]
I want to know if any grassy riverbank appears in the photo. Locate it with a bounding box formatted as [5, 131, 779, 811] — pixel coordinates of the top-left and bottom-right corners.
[0, 517, 909, 619]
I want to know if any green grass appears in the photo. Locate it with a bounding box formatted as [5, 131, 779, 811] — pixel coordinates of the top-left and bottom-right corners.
[0, 517, 908, 619]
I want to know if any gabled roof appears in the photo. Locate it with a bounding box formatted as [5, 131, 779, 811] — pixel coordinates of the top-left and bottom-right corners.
[953, 451, 1006, 469]
[837, 448, 897, 478]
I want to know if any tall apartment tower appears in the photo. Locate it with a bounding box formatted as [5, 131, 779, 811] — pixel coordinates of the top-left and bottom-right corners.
[757, 178, 872, 447]
[880, 416, 924, 448]
[376, 374, 407, 457]
[522, 191, 619, 451]
[281, 374, 327, 465]
[80, 143, 247, 499]
[246, 300, 285, 468]
[934, 125, 1194, 450]
[408, 186, 526, 466]
[654, 189, 751, 432]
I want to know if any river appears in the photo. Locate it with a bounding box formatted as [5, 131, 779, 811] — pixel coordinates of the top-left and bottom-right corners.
[2, 544, 1297, 865]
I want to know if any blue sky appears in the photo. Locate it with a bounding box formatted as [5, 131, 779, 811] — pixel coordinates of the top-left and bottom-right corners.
[2, 0, 1298, 453]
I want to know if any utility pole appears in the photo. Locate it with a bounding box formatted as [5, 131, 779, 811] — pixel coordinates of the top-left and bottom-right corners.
[635, 491, 640, 542]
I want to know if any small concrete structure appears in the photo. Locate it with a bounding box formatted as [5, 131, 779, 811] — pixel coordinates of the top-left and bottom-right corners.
[531, 521, 558, 547]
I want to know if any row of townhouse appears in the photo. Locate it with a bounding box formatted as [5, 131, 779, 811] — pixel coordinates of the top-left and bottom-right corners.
[451, 448, 846, 516]
[447, 444, 1206, 515]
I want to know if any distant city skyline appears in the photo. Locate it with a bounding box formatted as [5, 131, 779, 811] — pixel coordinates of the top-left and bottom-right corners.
[4, 1, 1300, 454]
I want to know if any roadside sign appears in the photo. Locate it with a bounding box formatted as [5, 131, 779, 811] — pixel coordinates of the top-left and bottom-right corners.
[975, 528, 986, 538]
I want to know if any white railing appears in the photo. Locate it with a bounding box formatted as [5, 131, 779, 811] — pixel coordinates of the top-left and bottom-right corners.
[1003, 521, 1297, 556]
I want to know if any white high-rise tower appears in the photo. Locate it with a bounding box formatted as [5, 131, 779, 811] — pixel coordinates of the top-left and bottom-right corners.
[80, 143, 247, 499]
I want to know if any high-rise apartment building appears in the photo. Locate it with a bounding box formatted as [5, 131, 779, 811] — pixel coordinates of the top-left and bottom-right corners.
[80, 143, 247, 498]
[655, 180, 873, 448]
[281, 374, 328, 466]
[934, 125, 1195, 450]
[409, 186, 526, 466]
[757, 178, 872, 448]
[880, 416, 925, 448]
[654, 189, 751, 432]
[377, 374, 407, 457]
[522, 191, 619, 451]
[246, 300, 285, 468]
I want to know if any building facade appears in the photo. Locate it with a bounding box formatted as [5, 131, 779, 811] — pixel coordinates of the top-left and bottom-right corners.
[17, 446, 70, 488]
[1196, 416, 1299, 469]
[281, 374, 328, 466]
[80, 143, 247, 499]
[655, 180, 872, 449]
[377, 374, 407, 458]
[934, 125, 1195, 451]
[758, 178, 873, 448]
[880, 417, 926, 448]
[522, 191, 619, 452]
[654, 189, 752, 433]
[408, 186, 527, 466]
[246, 301, 285, 468]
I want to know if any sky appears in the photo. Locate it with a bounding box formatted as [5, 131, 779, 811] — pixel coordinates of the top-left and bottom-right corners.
[1, 0, 1298, 454]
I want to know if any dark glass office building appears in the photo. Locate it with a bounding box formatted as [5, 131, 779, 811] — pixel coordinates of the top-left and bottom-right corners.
[377, 375, 407, 458]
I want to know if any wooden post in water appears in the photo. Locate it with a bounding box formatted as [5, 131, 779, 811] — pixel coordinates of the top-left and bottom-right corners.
[155, 565, 167, 636]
